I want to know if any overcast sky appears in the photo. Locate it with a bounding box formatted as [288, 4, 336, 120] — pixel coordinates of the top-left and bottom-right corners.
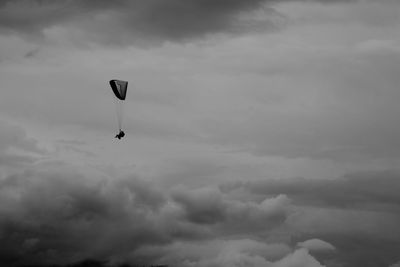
[1, 0, 400, 266]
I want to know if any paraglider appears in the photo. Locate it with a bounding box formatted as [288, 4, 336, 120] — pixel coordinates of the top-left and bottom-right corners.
[109, 79, 128, 139]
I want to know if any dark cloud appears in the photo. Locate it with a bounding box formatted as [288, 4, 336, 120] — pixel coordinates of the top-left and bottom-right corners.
[0, 0, 78, 36]
[0, 168, 169, 266]
[0, 165, 293, 266]
[2, 162, 398, 266]
[0, 0, 353, 45]
[0, 0, 267, 43]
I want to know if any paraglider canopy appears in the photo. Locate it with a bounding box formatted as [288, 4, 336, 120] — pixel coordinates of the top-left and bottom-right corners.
[109, 80, 128, 100]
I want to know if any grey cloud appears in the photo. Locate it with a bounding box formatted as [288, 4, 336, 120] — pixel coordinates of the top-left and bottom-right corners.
[195, 40, 400, 161]
[2, 162, 398, 266]
[0, 0, 354, 45]
[0, 165, 293, 266]
[273, 248, 324, 267]
[220, 170, 400, 211]
[172, 186, 291, 236]
[284, 203, 400, 267]
[172, 186, 226, 224]
[295, 240, 338, 267]
[0, 0, 78, 36]
[115, 176, 166, 210]
[0, 0, 270, 44]
[0, 121, 43, 153]
[220, 194, 291, 235]
[0, 0, 118, 30]
[56, 139, 86, 146]
[160, 158, 227, 187]
[55, 139, 94, 157]
[0, 168, 170, 266]
[220, 170, 400, 266]
[0, 153, 36, 166]
[296, 233, 400, 267]
[24, 48, 40, 58]
[55, 145, 96, 158]
[139, 239, 320, 267]
[0, 121, 45, 170]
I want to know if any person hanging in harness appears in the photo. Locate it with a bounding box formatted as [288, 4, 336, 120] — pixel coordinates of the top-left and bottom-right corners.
[115, 129, 125, 140]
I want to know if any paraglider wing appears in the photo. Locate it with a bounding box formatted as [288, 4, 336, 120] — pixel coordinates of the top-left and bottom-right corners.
[109, 79, 128, 133]
[109, 79, 128, 100]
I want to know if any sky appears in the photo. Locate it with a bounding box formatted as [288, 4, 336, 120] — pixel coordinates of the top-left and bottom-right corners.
[1, 0, 400, 266]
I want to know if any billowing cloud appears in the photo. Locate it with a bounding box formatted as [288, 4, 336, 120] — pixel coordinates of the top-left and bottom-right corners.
[171, 186, 291, 235]
[0, 166, 171, 266]
[0, 163, 294, 266]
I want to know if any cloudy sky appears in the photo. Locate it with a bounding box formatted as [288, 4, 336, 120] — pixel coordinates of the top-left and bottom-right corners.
[1, 0, 400, 266]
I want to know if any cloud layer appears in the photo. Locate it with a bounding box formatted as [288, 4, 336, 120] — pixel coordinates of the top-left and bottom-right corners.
[0, 0, 355, 45]
[1, 157, 400, 266]
[0, 0, 270, 44]
[0, 163, 296, 266]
